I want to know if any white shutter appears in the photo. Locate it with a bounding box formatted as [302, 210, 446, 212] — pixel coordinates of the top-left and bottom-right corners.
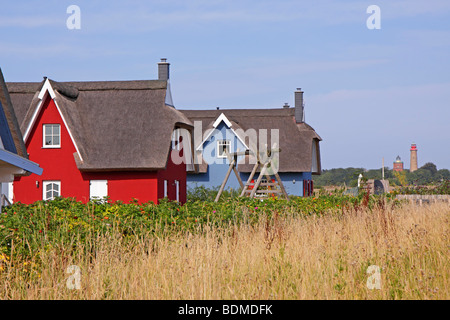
[90, 180, 108, 201]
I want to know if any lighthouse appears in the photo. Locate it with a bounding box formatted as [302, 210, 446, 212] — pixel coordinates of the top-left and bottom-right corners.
[393, 156, 404, 172]
[410, 143, 418, 172]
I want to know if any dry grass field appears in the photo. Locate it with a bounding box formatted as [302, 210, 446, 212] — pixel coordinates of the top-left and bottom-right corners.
[1, 201, 448, 300]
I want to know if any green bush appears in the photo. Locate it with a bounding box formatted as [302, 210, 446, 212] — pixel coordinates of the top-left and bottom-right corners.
[0, 191, 396, 266]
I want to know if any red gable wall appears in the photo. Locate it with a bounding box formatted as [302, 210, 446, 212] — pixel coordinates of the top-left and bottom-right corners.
[13, 95, 185, 204]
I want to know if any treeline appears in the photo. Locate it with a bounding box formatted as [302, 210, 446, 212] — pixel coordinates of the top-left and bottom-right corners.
[313, 162, 450, 187]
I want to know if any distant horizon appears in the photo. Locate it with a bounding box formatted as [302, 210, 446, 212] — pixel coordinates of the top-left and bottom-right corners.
[321, 161, 449, 171]
[321, 166, 449, 171]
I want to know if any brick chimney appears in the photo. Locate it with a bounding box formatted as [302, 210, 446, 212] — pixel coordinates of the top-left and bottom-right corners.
[158, 58, 170, 81]
[295, 88, 304, 123]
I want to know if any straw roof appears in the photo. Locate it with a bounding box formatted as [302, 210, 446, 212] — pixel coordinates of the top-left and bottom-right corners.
[180, 108, 321, 173]
[7, 79, 193, 171]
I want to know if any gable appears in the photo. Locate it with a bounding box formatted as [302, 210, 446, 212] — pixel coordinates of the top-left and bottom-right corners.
[201, 121, 248, 157]
[196, 113, 249, 152]
[21, 79, 84, 162]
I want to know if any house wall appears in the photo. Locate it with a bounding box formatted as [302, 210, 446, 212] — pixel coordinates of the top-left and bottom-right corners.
[82, 171, 159, 203]
[157, 148, 187, 203]
[188, 169, 311, 197]
[239, 172, 312, 197]
[12, 96, 186, 204]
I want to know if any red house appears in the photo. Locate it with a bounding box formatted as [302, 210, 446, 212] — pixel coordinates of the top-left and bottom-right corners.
[7, 59, 193, 204]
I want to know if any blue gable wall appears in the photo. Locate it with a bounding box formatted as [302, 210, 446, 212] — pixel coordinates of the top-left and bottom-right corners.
[187, 120, 312, 197]
[239, 172, 311, 197]
[0, 101, 17, 154]
[187, 121, 246, 191]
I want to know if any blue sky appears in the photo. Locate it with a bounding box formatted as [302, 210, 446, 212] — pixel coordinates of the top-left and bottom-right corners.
[1, 0, 449, 170]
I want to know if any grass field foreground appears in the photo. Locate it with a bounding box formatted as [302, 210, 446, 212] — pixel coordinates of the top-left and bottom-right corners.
[0, 196, 448, 299]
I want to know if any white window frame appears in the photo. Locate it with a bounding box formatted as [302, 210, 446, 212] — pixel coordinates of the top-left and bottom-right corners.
[43, 181, 61, 200]
[42, 124, 61, 148]
[217, 139, 231, 158]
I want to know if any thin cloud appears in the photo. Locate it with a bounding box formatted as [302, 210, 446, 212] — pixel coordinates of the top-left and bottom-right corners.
[0, 42, 132, 59]
[0, 16, 60, 28]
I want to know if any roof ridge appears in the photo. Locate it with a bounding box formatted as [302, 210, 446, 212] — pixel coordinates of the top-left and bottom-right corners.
[49, 79, 167, 92]
[7, 79, 167, 93]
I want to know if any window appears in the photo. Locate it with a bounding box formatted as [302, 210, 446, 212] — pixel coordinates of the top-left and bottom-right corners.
[217, 140, 230, 158]
[43, 124, 60, 148]
[43, 181, 61, 200]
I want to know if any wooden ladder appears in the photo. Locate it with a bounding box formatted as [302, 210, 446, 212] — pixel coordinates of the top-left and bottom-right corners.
[240, 159, 289, 200]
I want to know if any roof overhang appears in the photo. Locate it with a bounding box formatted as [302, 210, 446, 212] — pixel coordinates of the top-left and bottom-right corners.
[0, 148, 43, 179]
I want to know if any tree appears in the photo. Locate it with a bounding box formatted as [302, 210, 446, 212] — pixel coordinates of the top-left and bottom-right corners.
[393, 170, 408, 186]
[407, 168, 433, 185]
[437, 169, 450, 180]
[313, 166, 449, 187]
[420, 162, 438, 174]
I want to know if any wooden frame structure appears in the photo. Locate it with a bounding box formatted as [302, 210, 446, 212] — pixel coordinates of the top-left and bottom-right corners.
[214, 147, 289, 202]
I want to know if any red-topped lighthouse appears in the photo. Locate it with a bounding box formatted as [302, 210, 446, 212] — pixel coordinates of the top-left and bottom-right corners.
[410, 143, 418, 172]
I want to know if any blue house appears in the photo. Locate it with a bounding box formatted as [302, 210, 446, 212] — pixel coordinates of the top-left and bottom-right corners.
[0, 68, 42, 207]
[180, 88, 322, 197]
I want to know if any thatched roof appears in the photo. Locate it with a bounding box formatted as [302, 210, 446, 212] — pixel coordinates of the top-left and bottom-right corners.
[0, 69, 28, 158]
[180, 108, 321, 173]
[7, 79, 193, 171]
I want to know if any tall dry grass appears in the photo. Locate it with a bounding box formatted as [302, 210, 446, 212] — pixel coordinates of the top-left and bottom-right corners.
[1, 201, 449, 299]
